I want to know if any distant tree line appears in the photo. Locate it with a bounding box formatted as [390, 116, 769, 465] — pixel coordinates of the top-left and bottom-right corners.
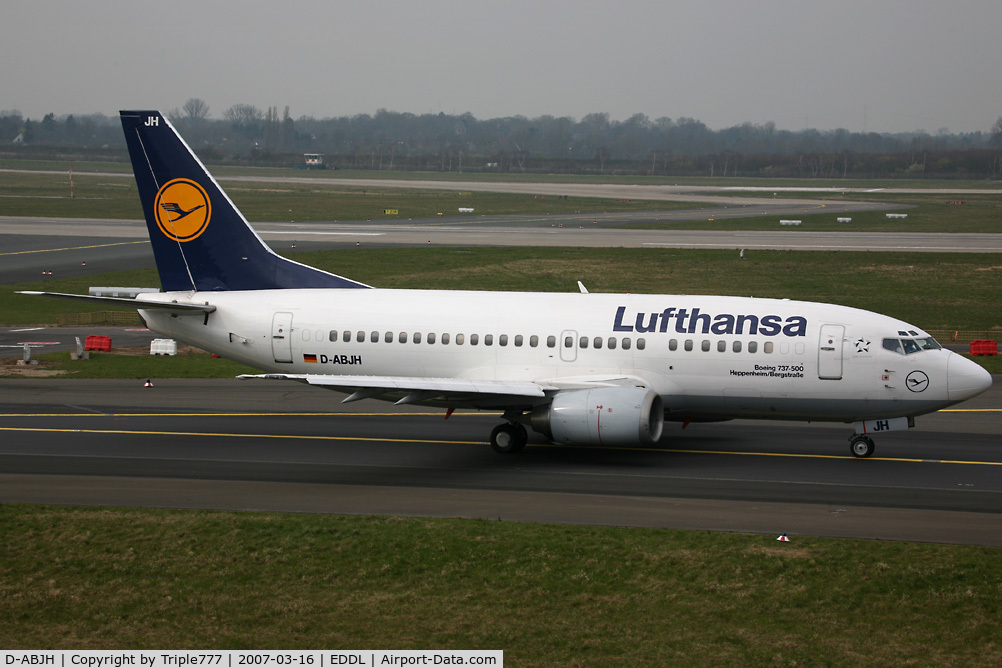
[4, 100, 1002, 179]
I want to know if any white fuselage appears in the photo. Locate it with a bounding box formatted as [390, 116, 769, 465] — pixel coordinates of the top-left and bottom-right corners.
[137, 288, 988, 423]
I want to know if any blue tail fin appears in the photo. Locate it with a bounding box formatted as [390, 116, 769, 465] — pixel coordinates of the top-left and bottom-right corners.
[119, 110, 369, 292]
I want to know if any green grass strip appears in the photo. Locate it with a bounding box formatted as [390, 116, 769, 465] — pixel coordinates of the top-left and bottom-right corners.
[7, 247, 998, 331]
[1, 505, 1000, 665]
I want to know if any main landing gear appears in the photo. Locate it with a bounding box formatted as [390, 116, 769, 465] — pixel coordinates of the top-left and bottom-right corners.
[490, 422, 528, 454]
[849, 434, 875, 458]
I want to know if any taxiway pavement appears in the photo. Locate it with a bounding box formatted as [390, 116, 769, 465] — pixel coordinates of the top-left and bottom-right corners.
[4, 219, 1002, 285]
[0, 378, 999, 545]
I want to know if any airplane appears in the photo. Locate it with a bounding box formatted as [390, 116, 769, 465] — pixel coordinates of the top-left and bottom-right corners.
[20, 110, 993, 457]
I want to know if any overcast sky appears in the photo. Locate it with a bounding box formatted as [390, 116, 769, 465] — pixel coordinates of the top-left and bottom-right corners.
[3, 0, 1001, 133]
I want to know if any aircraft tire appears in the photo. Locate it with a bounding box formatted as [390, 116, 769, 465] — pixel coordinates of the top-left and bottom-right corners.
[490, 423, 527, 454]
[849, 435, 875, 458]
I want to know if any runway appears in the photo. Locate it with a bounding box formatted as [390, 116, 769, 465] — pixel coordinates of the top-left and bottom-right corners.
[0, 378, 999, 545]
[4, 220, 1002, 285]
[2, 175, 1001, 283]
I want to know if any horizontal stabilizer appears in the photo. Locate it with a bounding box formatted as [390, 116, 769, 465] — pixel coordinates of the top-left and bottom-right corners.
[16, 291, 216, 313]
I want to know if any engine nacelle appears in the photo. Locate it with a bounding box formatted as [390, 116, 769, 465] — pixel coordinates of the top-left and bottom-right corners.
[530, 387, 664, 447]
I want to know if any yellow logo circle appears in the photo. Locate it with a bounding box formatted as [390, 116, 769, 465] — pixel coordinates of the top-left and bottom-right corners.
[154, 178, 211, 242]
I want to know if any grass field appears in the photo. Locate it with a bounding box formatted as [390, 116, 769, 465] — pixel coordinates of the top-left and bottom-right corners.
[0, 347, 258, 378]
[1, 505, 999, 664]
[5, 247, 1001, 332]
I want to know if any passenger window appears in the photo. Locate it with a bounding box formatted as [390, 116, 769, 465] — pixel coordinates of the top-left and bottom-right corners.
[427, 333, 436, 344]
[732, 341, 742, 353]
[764, 341, 774, 354]
[356, 331, 365, 343]
[701, 340, 711, 352]
[748, 341, 757, 353]
[343, 331, 351, 343]
[579, 336, 589, 349]
[547, 335, 556, 348]
[399, 332, 408, 344]
[384, 331, 393, 343]
[637, 338, 646, 350]
[607, 337, 617, 350]
[499, 334, 508, 347]
[441, 333, 450, 345]
[668, 339, 677, 351]
[485, 334, 494, 346]
[622, 338, 631, 350]
[593, 337, 602, 349]
[413, 332, 422, 344]
[329, 330, 338, 342]
[456, 333, 465, 345]
[717, 340, 726, 353]
[684, 339, 693, 352]
[514, 335, 523, 347]
[370, 331, 379, 343]
[530, 335, 539, 347]
[470, 334, 479, 345]
[564, 336, 573, 348]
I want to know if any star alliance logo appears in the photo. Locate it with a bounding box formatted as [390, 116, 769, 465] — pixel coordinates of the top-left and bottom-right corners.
[854, 338, 870, 353]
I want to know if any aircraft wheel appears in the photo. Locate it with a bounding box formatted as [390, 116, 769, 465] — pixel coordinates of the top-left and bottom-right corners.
[490, 423, 527, 454]
[849, 435, 875, 458]
[513, 423, 528, 450]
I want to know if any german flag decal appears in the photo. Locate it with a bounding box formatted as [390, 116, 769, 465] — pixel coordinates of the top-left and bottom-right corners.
[303, 354, 318, 363]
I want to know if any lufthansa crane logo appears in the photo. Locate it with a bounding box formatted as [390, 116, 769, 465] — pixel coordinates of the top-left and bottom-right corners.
[154, 178, 211, 242]
[906, 370, 930, 393]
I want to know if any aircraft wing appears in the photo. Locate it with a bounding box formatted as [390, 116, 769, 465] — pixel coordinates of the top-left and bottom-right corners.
[239, 373, 556, 408]
[16, 291, 216, 314]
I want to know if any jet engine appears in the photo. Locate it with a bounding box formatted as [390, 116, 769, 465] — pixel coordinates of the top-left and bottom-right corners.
[530, 387, 664, 447]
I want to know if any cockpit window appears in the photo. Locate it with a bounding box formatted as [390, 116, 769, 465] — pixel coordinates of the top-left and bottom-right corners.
[883, 336, 941, 355]
[918, 337, 942, 350]
[882, 338, 903, 354]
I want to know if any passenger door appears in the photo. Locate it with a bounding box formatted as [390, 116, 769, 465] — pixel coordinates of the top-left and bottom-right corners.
[818, 324, 845, 380]
[272, 312, 294, 363]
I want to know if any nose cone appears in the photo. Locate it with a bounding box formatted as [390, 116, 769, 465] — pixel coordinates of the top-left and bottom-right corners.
[948, 354, 993, 402]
